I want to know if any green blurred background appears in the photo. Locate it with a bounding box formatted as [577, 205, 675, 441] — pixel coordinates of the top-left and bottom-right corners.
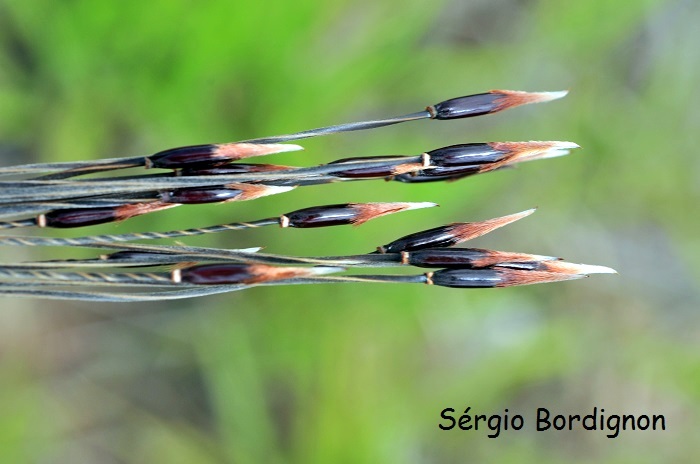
[1, 0, 698, 462]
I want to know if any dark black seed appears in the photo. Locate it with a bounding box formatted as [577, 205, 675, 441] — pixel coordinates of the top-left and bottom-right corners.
[431, 268, 503, 288]
[42, 207, 118, 228]
[285, 204, 357, 228]
[147, 145, 219, 169]
[407, 248, 491, 268]
[161, 187, 242, 204]
[328, 156, 408, 178]
[331, 166, 398, 178]
[179, 264, 255, 285]
[392, 166, 480, 183]
[431, 93, 502, 120]
[378, 225, 460, 253]
[428, 144, 505, 166]
[103, 251, 170, 260]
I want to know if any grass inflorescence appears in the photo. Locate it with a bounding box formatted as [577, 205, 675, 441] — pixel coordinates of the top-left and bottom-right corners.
[0, 89, 615, 301]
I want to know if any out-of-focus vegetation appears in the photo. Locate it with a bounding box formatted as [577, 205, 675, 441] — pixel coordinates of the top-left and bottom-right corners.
[1, 0, 698, 462]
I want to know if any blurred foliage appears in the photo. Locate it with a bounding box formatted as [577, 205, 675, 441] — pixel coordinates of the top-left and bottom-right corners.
[0, 0, 699, 462]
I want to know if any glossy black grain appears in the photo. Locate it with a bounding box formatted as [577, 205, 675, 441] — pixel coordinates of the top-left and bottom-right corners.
[285, 204, 357, 228]
[179, 264, 255, 285]
[431, 93, 501, 119]
[328, 156, 408, 178]
[428, 143, 504, 166]
[407, 248, 491, 268]
[42, 207, 118, 228]
[392, 165, 480, 183]
[379, 225, 460, 253]
[431, 268, 502, 288]
[161, 187, 242, 204]
[147, 145, 219, 169]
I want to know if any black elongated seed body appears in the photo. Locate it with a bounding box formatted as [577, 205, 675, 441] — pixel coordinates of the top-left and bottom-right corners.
[428, 144, 504, 166]
[328, 156, 408, 178]
[179, 264, 254, 285]
[103, 251, 170, 260]
[180, 164, 288, 176]
[379, 225, 460, 253]
[393, 164, 482, 183]
[431, 268, 503, 288]
[161, 187, 242, 204]
[284, 204, 358, 228]
[430, 93, 502, 120]
[41, 207, 118, 228]
[147, 145, 219, 169]
[332, 166, 396, 179]
[407, 248, 492, 268]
